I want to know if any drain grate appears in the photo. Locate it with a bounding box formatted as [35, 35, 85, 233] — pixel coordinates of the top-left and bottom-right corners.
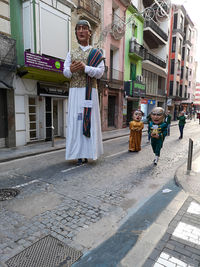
[0, 188, 20, 201]
[6, 235, 82, 267]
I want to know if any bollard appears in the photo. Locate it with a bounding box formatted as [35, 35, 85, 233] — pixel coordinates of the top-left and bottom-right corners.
[187, 138, 193, 171]
[51, 126, 54, 147]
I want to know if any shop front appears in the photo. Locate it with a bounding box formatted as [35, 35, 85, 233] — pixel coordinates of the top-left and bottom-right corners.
[14, 52, 69, 146]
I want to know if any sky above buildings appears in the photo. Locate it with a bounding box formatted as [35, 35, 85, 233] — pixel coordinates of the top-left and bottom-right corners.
[172, 0, 200, 80]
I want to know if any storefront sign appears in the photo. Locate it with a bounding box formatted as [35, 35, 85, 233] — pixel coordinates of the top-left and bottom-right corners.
[148, 100, 156, 105]
[37, 83, 68, 97]
[124, 81, 146, 97]
[167, 99, 172, 106]
[133, 81, 146, 97]
[141, 98, 148, 104]
[25, 52, 64, 73]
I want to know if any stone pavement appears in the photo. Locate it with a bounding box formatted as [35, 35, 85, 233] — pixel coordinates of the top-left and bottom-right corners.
[121, 140, 200, 267]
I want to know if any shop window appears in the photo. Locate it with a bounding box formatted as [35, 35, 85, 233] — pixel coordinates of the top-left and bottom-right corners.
[173, 13, 177, 29]
[169, 81, 173, 96]
[170, 59, 175, 74]
[172, 37, 176, 52]
[28, 97, 37, 140]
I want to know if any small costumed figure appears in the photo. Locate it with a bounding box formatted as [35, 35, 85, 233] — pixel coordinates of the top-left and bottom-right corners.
[148, 107, 167, 165]
[129, 110, 144, 152]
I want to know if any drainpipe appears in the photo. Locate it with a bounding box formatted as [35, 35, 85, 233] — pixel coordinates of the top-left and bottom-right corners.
[32, 0, 37, 53]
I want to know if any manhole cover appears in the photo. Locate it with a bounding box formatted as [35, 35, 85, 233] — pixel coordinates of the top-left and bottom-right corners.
[0, 188, 20, 201]
[6, 235, 82, 267]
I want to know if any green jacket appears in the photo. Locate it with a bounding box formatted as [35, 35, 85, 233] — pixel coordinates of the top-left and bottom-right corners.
[165, 114, 172, 125]
[177, 115, 186, 126]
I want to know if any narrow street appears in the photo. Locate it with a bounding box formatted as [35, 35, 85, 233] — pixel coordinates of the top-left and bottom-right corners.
[0, 120, 200, 266]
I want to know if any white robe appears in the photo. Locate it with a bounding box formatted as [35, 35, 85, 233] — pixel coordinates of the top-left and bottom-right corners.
[63, 45, 104, 160]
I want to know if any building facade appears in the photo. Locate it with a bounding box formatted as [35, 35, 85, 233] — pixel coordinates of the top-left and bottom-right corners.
[123, 3, 145, 125]
[100, 0, 131, 131]
[0, 0, 17, 148]
[140, 0, 170, 120]
[166, 5, 197, 118]
[194, 82, 200, 110]
[8, 0, 104, 147]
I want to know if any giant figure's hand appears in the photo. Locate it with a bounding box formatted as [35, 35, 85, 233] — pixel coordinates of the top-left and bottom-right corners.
[70, 61, 86, 73]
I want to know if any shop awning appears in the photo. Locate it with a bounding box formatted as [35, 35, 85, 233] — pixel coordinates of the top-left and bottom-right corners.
[17, 67, 70, 83]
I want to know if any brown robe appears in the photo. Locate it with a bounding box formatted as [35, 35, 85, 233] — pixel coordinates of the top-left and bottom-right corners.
[129, 121, 144, 152]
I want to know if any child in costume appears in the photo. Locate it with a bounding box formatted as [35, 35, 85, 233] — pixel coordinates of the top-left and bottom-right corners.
[129, 110, 144, 152]
[148, 107, 167, 165]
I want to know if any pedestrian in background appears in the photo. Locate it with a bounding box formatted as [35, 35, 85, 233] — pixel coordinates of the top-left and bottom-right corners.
[165, 110, 172, 136]
[148, 107, 167, 165]
[177, 111, 186, 139]
[197, 111, 200, 124]
[129, 110, 144, 152]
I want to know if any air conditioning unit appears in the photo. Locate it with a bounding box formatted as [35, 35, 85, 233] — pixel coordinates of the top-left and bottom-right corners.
[136, 75, 142, 81]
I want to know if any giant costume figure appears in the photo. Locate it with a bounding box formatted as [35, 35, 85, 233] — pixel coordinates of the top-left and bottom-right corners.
[129, 110, 144, 152]
[148, 107, 167, 165]
[63, 20, 104, 164]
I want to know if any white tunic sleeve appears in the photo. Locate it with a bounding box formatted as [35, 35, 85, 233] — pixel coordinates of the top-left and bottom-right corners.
[85, 60, 105, 79]
[63, 52, 72, 78]
[63, 51, 105, 80]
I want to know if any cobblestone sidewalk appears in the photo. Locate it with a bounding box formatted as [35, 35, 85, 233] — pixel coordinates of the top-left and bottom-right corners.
[144, 196, 200, 267]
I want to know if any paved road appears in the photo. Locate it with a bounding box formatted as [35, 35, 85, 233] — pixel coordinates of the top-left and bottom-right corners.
[0, 120, 200, 266]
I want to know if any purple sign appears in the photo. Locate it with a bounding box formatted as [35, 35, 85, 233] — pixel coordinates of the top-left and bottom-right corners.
[24, 52, 64, 73]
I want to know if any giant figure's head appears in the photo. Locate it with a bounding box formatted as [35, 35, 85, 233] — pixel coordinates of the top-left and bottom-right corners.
[151, 107, 165, 124]
[75, 20, 92, 46]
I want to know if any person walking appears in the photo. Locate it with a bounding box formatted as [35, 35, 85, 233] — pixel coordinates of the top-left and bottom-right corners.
[165, 110, 172, 136]
[63, 20, 105, 165]
[148, 107, 167, 165]
[177, 111, 186, 139]
[129, 110, 144, 152]
[197, 111, 200, 124]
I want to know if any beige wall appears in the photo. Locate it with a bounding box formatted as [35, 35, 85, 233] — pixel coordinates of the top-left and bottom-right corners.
[0, 0, 10, 35]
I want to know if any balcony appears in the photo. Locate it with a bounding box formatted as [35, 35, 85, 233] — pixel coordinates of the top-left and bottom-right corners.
[0, 34, 17, 70]
[129, 40, 144, 60]
[77, 0, 101, 21]
[158, 89, 166, 96]
[110, 68, 123, 82]
[144, 51, 166, 69]
[183, 39, 192, 47]
[144, 20, 168, 49]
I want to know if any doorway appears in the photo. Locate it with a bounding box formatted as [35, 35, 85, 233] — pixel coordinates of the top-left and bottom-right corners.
[53, 100, 58, 136]
[0, 90, 7, 147]
[108, 95, 116, 127]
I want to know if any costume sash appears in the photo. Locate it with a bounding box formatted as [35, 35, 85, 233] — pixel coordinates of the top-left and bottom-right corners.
[83, 48, 104, 138]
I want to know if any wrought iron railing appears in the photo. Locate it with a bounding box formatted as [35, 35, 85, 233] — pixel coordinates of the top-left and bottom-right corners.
[77, 0, 101, 20]
[110, 13, 126, 40]
[144, 51, 166, 68]
[110, 68, 123, 81]
[101, 66, 108, 80]
[144, 20, 168, 41]
[0, 33, 17, 70]
[129, 40, 144, 58]
[158, 89, 165, 96]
